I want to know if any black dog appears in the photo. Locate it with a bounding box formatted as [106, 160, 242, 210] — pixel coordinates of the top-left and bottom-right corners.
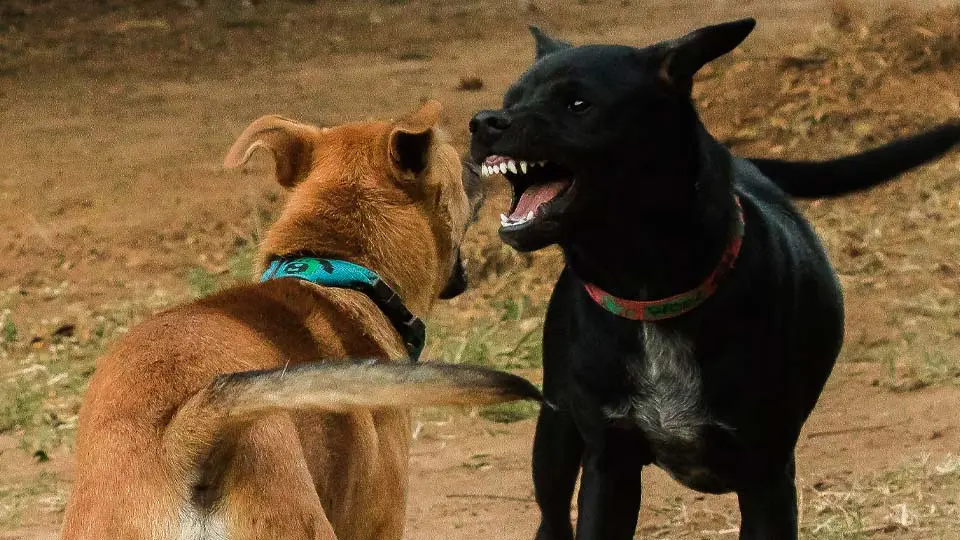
[468, 18, 959, 540]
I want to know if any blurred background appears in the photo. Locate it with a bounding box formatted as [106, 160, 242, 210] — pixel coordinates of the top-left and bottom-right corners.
[0, 1, 958, 538]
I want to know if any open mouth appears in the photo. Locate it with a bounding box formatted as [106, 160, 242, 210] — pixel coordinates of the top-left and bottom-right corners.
[480, 155, 574, 231]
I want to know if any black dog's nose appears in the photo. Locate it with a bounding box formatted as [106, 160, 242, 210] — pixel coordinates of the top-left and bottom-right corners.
[469, 110, 512, 134]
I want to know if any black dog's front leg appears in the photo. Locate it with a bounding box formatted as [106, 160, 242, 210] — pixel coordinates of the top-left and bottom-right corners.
[533, 406, 584, 540]
[574, 428, 646, 540]
[737, 457, 799, 539]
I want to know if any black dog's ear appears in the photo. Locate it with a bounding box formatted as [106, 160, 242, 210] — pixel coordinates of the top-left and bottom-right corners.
[529, 25, 572, 60]
[659, 18, 756, 91]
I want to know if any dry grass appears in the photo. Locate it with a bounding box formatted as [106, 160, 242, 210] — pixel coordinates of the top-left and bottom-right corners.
[630, 454, 960, 539]
[801, 454, 960, 539]
[0, 472, 63, 529]
[829, 2, 960, 73]
[0, 0, 618, 80]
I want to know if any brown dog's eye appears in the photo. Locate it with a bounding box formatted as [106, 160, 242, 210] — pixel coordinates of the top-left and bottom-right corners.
[568, 99, 591, 113]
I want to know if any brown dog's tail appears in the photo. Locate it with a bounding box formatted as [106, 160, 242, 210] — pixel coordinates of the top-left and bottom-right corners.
[163, 360, 540, 478]
[180, 360, 540, 418]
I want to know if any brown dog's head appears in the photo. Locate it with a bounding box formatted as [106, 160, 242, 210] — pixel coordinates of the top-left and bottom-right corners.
[224, 100, 480, 316]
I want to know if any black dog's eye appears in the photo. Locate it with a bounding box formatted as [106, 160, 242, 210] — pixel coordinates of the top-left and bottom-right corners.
[567, 99, 591, 113]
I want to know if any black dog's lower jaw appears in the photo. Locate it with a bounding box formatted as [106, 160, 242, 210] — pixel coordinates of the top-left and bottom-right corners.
[478, 155, 577, 251]
[470, 19, 960, 540]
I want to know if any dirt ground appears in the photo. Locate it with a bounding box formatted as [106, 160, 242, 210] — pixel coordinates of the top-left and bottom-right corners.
[1, 0, 959, 538]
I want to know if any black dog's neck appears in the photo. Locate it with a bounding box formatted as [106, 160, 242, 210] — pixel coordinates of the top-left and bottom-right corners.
[564, 128, 738, 303]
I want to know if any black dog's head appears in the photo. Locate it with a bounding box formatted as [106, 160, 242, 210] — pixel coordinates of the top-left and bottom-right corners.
[469, 19, 755, 252]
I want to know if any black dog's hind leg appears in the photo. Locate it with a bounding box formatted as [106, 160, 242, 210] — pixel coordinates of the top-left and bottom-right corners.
[533, 407, 584, 540]
[736, 456, 799, 539]
[573, 428, 647, 540]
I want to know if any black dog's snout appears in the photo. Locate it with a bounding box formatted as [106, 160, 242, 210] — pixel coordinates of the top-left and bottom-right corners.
[469, 110, 512, 134]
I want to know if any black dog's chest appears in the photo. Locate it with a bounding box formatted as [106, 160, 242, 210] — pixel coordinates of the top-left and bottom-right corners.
[594, 324, 731, 492]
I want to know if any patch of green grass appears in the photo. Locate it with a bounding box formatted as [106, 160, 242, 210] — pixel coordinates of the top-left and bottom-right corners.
[3, 348, 96, 455]
[494, 295, 530, 322]
[186, 267, 219, 298]
[1, 313, 16, 345]
[0, 380, 45, 434]
[0, 471, 61, 529]
[883, 352, 898, 387]
[0, 308, 127, 454]
[427, 293, 545, 370]
[478, 400, 541, 424]
[219, 17, 267, 29]
[461, 453, 491, 470]
[395, 49, 431, 61]
[186, 242, 258, 298]
[458, 333, 493, 366]
[435, 321, 543, 370]
[228, 241, 256, 280]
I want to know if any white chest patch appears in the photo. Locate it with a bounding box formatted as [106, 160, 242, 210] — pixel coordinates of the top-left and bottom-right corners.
[603, 324, 710, 445]
[177, 507, 227, 540]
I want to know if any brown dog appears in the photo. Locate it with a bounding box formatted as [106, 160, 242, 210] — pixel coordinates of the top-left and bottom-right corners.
[61, 101, 539, 540]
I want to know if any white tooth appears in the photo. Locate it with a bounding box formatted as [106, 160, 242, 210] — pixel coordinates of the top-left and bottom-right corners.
[520, 161, 528, 174]
[500, 213, 509, 226]
[499, 162, 507, 174]
[526, 210, 534, 221]
[538, 161, 547, 167]
[507, 160, 518, 174]
[481, 164, 489, 176]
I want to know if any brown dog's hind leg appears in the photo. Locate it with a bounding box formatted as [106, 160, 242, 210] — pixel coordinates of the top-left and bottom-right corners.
[301, 410, 410, 540]
[216, 414, 339, 540]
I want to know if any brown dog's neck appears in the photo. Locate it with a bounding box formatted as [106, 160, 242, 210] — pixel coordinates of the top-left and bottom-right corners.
[258, 181, 440, 320]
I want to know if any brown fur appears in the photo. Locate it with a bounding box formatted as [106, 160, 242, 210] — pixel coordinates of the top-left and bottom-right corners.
[61, 101, 538, 540]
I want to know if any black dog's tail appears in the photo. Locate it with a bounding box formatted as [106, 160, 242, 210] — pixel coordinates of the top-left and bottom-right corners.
[749, 122, 959, 198]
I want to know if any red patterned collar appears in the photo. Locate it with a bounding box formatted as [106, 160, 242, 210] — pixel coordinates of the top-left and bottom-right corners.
[583, 196, 745, 321]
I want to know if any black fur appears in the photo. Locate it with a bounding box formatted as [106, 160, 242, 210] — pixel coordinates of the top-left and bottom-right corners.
[468, 19, 959, 540]
[752, 122, 960, 198]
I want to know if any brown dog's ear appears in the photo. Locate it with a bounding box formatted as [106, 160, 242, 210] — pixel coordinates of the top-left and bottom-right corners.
[388, 100, 442, 179]
[659, 18, 756, 92]
[224, 115, 319, 187]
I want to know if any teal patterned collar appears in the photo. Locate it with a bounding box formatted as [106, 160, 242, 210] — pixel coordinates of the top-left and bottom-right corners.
[260, 256, 425, 360]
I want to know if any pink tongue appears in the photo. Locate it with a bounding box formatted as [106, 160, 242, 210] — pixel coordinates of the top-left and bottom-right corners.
[509, 181, 570, 219]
